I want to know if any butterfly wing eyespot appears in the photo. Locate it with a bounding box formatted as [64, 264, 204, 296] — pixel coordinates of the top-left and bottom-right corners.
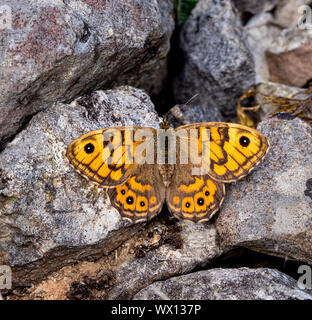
[239, 136, 250, 147]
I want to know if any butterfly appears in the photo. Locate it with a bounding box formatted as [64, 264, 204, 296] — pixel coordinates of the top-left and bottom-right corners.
[66, 122, 269, 223]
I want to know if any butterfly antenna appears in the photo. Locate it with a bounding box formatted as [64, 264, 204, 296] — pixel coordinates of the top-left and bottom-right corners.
[162, 93, 199, 128]
[183, 93, 199, 107]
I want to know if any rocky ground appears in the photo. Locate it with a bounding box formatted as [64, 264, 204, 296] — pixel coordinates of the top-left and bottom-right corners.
[0, 0, 312, 300]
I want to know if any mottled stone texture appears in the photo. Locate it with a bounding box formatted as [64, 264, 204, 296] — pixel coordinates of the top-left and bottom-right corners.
[232, 0, 280, 15]
[266, 30, 312, 87]
[242, 0, 312, 83]
[165, 102, 224, 128]
[0, 87, 161, 286]
[216, 117, 312, 264]
[107, 222, 225, 300]
[0, 0, 174, 146]
[134, 268, 312, 300]
[173, 0, 255, 118]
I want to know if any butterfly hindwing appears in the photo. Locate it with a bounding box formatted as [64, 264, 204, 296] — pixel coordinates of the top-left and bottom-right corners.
[166, 164, 225, 223]
[107, 164, 166, 223]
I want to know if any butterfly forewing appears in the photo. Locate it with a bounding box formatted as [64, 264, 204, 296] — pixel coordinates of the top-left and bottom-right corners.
[175, 122, 269, 183]
[66, 127, 156, 187]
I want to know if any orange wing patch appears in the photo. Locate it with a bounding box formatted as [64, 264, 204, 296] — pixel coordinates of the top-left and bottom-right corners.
[167, 170, 225, 223]
[66, 127, 156, 187]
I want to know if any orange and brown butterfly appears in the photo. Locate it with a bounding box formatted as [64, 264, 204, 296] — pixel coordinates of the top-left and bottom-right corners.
[66, 122, 269, 223]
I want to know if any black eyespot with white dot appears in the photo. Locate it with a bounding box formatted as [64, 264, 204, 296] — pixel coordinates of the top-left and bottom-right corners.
[140, 201, 145, 207]
[126, 196, 134, 204]
[84, 143, 95, 154]
[121, 189, 126, 195]
[185, 202, 190, 208]
[205, 191, 210, 196]
[197, 198, 205, 206]
[239, 136, 250, 147]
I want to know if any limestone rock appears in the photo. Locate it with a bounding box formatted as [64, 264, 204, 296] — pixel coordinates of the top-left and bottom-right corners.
[232, 0, 279, 15]
[243, 0, 312, 84]
[107, 222, 225, 300]
[0, 0, 174, 146]
[274, 0, 312, 29]
[266, 29, 312, 87]
[165, 102, 224, 128]
[134, 267, 312, 300]
[173, 0, 255, 118]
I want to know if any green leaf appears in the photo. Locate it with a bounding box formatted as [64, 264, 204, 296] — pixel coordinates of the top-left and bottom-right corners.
[174, 0, 198, 27]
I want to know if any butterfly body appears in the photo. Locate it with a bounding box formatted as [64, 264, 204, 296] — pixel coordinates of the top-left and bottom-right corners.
[66, 122, 269, 223]
[158, 163, 175, 187]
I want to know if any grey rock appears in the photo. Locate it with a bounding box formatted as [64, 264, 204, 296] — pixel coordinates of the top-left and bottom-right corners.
[243, 2, 312, 84]
[165, 101, 224, 128]
[134, 267, 312, 300]
[274, 0, 312, 29]
[173, 0, 255, 118]
[107, 222, 225, 300]
[243, 13, 281, 83]
[0, 0, 174, 146]
[216, 117, 312, 264]
[232, 0, 280, 15]
[266, 28, 312, 87]
[0, 86, 161, 286]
